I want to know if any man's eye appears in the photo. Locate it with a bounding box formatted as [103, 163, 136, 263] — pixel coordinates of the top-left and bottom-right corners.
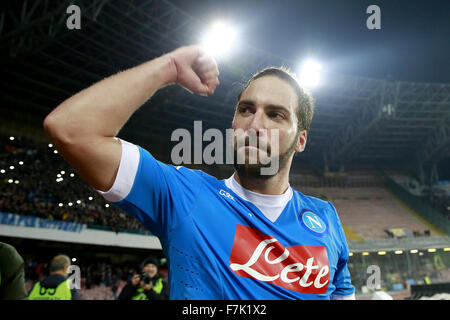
[269, 112, 284, 119]
[239, 107, 251, 114]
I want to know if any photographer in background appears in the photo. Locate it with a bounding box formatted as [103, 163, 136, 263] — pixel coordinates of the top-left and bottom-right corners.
[118, 257, 168, 300]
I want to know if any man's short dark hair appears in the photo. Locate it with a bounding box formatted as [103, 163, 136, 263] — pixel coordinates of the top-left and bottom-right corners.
[237, 66, 315, 132]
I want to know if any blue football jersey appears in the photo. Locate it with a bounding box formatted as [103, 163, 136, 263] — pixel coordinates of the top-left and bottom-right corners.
[103, 143, 355, 300]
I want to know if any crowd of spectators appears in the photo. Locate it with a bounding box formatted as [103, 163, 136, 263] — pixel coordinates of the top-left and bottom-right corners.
[0, 133, 147, 233]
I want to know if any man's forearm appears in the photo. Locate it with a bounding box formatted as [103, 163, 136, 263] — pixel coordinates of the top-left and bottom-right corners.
[41, 46, 218, 192]
[44, 54, 176, 142]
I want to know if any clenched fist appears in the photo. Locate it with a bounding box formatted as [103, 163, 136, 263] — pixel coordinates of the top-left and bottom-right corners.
[168, 45, 220, 96]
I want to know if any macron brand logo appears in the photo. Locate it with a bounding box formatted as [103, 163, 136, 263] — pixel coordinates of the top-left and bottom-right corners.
[229, 225, 329, 294]
[219, 189, 235, 201]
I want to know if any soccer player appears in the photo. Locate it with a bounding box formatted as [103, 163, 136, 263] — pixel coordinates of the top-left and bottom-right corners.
[44, 45, 355, 300]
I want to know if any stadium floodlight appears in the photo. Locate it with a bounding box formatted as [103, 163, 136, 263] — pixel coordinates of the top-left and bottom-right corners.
[105, 204, 110, 208]
[76, 200, 81, 204]
[349, 252, 353, 257]
[9, 136, 14, 141]
[58, 203, 63, 207]
[0, 169, 5, 173]
[410, 249, 418, 254]
[9, 166, 14, 170]
[61, 171, 65, 175]
[377, 251, 387, 255]
[298, 60, 322, 88]
[394, 250, 403, 255]
[201, 21, 236, 57]
[48, 144, 53, 148]
[68, 202, 73, 206]
[444, 248, 450, 252]
[72, 258, 77, 262]
[54, 150, 58, 154]
[88, 196, 93, 201]
[362, 252, 370, 256]
[19, 161, 23, 165]
[14, 180, 19, 184]
[8, 179, 13, 183]
[70, 173, 75, 177]
[427, 248, 436, 253]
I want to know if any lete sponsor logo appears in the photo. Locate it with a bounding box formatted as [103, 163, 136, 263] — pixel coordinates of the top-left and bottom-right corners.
[229, 225, 329, 294]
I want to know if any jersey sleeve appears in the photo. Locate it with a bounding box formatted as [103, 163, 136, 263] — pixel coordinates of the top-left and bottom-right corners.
[96, 138, 202, 240]
[328, 202, 356, 300]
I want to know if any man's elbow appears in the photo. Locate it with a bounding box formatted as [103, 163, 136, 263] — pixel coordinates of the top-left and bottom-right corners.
[44, 112, 62, 141]
[43, 112, 78, 146]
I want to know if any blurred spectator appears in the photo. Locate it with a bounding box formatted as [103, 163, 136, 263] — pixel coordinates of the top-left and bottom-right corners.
[28, 254, 82, 300]
[0, 242, 27, 299]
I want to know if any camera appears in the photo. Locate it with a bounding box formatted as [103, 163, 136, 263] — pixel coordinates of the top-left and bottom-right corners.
[140, 273, 153, 285]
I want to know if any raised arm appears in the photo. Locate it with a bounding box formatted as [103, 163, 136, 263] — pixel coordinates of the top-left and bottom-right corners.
[43, 45, 219, 192]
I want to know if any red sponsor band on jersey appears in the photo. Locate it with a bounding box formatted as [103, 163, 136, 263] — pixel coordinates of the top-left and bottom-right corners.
[229, 224, 330, 294]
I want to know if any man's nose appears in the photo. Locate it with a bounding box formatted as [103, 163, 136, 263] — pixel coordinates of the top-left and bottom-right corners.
[248, 110, 267, 135]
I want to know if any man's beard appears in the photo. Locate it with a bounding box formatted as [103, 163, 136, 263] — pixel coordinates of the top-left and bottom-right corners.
[233, 133, 298, 179]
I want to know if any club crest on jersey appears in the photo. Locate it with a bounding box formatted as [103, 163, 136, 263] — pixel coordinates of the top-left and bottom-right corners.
[300, 210, 328, 237]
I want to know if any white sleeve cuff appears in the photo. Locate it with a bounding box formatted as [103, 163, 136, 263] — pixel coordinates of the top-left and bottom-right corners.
[331, 292, 356, 300]
[96, 138, 140, 202]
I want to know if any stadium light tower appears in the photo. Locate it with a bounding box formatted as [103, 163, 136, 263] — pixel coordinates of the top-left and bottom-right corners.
[201, 21, 236, 57]
[298, 59, 322, 88]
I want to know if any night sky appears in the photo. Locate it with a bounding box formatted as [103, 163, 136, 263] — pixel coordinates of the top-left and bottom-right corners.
[172, 0, 450, 83]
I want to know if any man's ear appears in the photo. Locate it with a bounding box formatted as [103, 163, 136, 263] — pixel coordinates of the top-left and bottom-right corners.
[294, 130, 307, 153]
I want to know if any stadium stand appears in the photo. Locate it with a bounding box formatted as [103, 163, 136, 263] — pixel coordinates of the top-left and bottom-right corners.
[291, 179, 445, 240]
[324, 187, 438, 240]
[391, 174, 450, 220]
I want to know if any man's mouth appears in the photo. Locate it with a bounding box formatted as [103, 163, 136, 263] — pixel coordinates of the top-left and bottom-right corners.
[242, 137, 268, 152]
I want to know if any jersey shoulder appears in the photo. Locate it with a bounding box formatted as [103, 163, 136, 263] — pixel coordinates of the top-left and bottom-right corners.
[291, 188, 341, 224]
[292, 188, 332, 210]
[165, 164, 224, 190]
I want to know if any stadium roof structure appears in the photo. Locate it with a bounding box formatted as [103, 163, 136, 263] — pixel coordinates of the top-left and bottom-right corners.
[1, 0, 449, 181]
